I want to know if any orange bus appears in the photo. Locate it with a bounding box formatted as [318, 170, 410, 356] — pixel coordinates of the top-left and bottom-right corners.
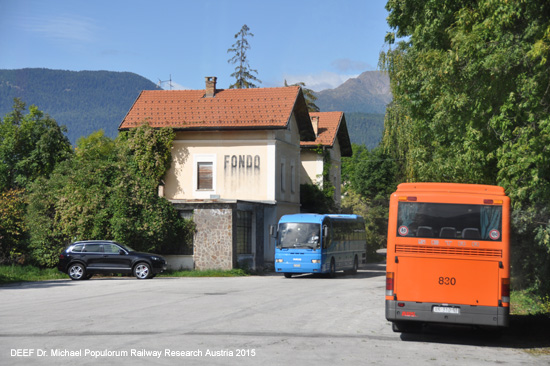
[385, 183, 510, 332]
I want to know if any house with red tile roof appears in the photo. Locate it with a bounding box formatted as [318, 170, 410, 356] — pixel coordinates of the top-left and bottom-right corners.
[119, 77, 351, 270]
[300, 111, 352, 207]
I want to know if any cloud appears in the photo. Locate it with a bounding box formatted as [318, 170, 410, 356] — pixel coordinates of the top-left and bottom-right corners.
[20, 14, 98, 43]
[331, 58, 374, 72]
[159, 80, 193, 90]
[283, 71, 360, 92]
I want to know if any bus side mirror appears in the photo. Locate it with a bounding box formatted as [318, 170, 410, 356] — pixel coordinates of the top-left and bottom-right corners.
[323, 225, 328, 238]
[270, 225, 277, 238]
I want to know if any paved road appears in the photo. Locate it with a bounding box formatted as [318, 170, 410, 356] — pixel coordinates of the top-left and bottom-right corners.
[1, 263, 549, 366]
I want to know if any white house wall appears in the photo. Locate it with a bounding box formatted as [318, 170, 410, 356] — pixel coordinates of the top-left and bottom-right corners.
[164, 114, 302, 211]
[330, 138, 343, 206]
[299, 138, 344, 206]
[300, 150, 324, 186]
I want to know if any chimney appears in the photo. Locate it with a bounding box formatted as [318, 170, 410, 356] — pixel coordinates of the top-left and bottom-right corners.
[205, 76, 217, 97]
[311, 116, 319, 137]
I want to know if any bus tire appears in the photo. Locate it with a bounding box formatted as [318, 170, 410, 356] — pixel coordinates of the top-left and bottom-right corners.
[391, 322, 402, 333]
[351, 256, 358, 274]
[329, 259, 336, 278]
[392, 321, 422, 333]
[284, 273, 292, 278]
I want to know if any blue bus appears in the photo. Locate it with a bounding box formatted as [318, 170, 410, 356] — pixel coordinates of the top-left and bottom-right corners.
[274, 214, 367, 278]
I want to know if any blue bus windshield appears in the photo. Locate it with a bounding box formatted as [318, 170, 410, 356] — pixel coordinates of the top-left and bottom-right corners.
[279, 223, 320, 249]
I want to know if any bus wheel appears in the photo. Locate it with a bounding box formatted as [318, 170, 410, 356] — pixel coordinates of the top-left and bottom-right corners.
[391, 322, 402, 332]
[392, 321, 422, 333]
[329, 259, 336, 278]
[351, 256, 358, 274]
[284, 273, 292, 278]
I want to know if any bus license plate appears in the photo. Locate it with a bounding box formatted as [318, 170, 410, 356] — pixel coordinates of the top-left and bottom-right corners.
[293, 264, 301, 268]
[433, 306, 460, 314]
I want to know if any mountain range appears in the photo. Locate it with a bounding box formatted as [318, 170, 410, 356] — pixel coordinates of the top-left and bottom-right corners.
[0, 68, 159, 144]
[0, 68, 390, 149]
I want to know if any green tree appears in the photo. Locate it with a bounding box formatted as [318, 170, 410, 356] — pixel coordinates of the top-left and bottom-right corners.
[0, 189, 26, 264]
[341, 143, 368, 185]
[300, 183, 335, 214]
[26, 131, 117, 266]
[350, 146, 397, 201]
[227, 24, 261, 89]
[26, 162, 75, 267]
[109, 124, 186, 253]
[341, 145, 394, 259]
[341, 189, 388, 261]
[0, 100, 72, 265]
[26, 124, 190, 266]
[0, 98, 72, 191]
[380, 0, 550, 295]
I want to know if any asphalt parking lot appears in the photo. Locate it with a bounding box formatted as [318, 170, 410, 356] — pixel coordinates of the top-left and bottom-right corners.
[1, 263, 549, 366]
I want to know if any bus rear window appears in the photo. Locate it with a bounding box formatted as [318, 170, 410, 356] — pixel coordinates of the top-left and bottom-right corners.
[397, 202, 502, 241]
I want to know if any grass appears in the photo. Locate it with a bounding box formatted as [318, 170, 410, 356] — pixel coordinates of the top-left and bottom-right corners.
[0, 265, 66, 284]
[0, 264, 249, 285]
[511, 290, 550, 316]
[509, 290, 550, 356]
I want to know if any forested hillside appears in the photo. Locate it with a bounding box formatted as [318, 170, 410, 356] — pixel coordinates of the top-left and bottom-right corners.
[344, 113, 385, 149]
[0, 68, 159, 144]
[0, 68, 390, 148]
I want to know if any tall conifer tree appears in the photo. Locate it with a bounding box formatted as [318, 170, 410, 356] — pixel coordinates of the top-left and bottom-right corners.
[227, 24, 261, 89]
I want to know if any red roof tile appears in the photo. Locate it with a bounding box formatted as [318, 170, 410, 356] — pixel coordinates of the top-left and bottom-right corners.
[119, 86, 306, 130]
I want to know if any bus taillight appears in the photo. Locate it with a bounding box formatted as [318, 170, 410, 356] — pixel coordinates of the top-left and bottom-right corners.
[501, 278, 510, 304]
[386, 272, 394, 296]
[398, 196, 417, 202]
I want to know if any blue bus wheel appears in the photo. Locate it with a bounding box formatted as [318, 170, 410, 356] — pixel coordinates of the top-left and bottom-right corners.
[329, 259, 336, 278]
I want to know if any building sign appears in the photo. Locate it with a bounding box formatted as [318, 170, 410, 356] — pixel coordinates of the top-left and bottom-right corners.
[223, 154, 262, 195]
[224, 155, 260, 172]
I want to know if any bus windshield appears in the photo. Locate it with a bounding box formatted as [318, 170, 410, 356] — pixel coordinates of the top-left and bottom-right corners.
[278, 223, 320, 249]
[397, 202, 502, 241]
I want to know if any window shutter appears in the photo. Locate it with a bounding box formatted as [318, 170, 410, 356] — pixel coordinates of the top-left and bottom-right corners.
[197, 162, 213, 190]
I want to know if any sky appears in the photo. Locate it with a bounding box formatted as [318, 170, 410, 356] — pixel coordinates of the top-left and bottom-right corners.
[0, 0, 392, 92]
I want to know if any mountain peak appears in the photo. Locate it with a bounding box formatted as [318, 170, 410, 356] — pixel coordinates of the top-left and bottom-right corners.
[315, 71, 391, 114]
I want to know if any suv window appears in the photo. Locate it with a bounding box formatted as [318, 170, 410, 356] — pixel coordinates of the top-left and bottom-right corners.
[83, 244, 103, 253]
[104, 244, 121, 254]
[71, 244, 84, 253]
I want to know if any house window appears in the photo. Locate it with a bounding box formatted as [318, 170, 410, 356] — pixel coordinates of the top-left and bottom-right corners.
[197, 162, 213, 190]
[236, 210, 252, 254]
[193, 154, 216, 198]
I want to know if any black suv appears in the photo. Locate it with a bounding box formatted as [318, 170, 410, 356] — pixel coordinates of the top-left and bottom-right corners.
[58, 240, 167, 280]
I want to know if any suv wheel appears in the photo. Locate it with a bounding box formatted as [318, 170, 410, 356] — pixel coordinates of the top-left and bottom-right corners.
[68, 263, 86, 280]
[134, 262, 152, 279]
